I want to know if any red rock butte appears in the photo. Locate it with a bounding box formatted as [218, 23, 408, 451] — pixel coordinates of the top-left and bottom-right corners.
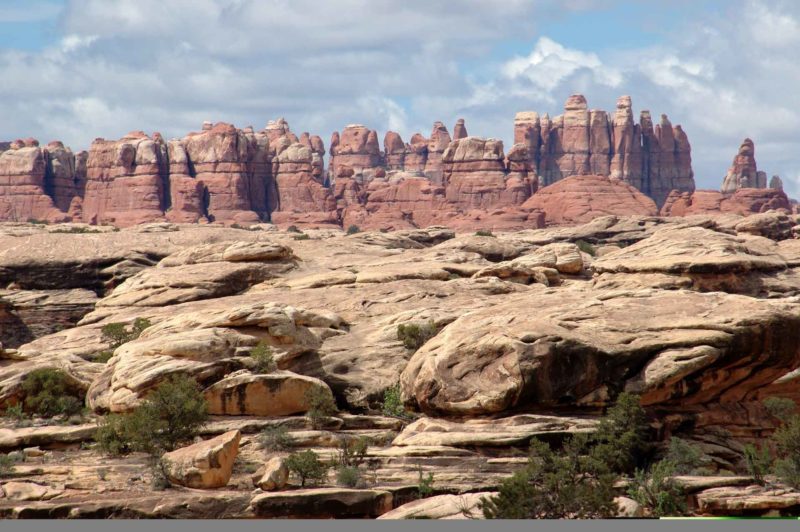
[0, 95, 791, 230]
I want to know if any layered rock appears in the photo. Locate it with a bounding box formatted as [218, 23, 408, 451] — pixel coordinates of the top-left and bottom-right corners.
[0, 142, 71, 223]
[269, 143, 338, 227]
[423, 122, 452, 185]
[661, 188, 791, 217]
[162, 430, 241, 489]
[721, 138, 765, 193]
[522, 174, 658, 225]
[329, 125, 383, 182]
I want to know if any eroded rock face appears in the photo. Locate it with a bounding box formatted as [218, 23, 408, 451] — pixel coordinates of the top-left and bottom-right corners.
[204, 371, 334, 416]
[661, 188, 791, 217]
[522, 174, 658, 225]
[401, 288, 800, 416]
[721, 139, 764, 193]
[162, 430, 241, 489]
[0, 144, 70, 223]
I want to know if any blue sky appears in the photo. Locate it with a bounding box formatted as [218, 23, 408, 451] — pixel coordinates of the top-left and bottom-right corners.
[0, 0, 798, 195]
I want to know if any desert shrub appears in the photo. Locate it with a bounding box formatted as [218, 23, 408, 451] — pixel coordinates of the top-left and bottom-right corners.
[591, 392, 650, 474]
[417, 467, 435, 499]
[397, 320, 437, 351]
[250, 341, 276, 374]
[50, 226, 100, 234]
[150, 457, 171, 491]
[4, 403, 26, 424]
[336, 436, 370, 468]
[91, 350, 115, 364]
[0, 453, 17, 476]
[293, 233, 310, 241]
[286, 225, 301, 233]
[305, 386, 337, 429]
[96, 374, 208, 456]
[743, 443, 773, 486]
[381, 383, 409, 419]
[346, 225, 360, 235]
[101, 317, 151, 349]
[664, 438, 705, 475]
[285, 450, 328, 487]
[27, 218, 47, 225]
[575, 239, 597, 256]
[772, 416, 800, 488]
[336, 466, 361, 488]
[482, 436, 618, 519]
[21, 368, 85, 419]
[475, 229, 494, 237]
[765, 396, 797, 423]
[627, 458, 687, 517]
[260, 425, 293, 452]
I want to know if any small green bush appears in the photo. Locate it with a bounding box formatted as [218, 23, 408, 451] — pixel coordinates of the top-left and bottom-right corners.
[482, 436, 617, 518]
[743, 443, 772, 486]
[417, 467, 435, 499]
[101, 318, 151, 349]
[91, 350, 115, 364]
[764, 396, 797, 423]
[397, 320, 437, 351]
[475, 229, 494, 237]
[0, 453, 16, 476]
[286, 225, 302, 233]
[336, 436, 370, 468]
[250, 341, 276, 374]
[285, 450, 328, 487]
[96, 374, 208, 456]
[50, 226, 101, 234]
[381, 383, 409, 419]
[346, 225, 360, 235]
[591, 392, 650, 474]
[305, 386, 337, 429]
[293, 233, 310, 241]
[336, 466, 361, 488]
[4, 403, 26, 424]
[21, 368, 85, 419]
[627, 459, 687, 517]
[260, 425, 293, 452]
[664, 438, 704, 475]
[575, 239, 596, 256]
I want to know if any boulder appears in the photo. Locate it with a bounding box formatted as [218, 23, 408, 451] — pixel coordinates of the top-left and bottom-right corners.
[252, 456, 289, 491]
[377, 493, 493, 519]
[203, 371, 334, 416]
[162, 430, 241, 489]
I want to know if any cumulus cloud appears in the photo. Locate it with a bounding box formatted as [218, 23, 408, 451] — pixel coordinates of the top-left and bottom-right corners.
[0, 0, 797, 195]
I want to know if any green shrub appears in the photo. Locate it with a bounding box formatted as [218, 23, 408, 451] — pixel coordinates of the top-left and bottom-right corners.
[475, 229, 494, 237]
[293, 233, 310, 241]
[250, 341, 276, 374]
[260, 425, 293, 452]
[482, 436, 617, 519]
[743, 443, 772, 486]
[285, 450, 328, 487]
[0, 453, 16, 476]
[664, 438, 704, 475]
[627, 459, 687, 517]
[336, 436, 370, 468]
[4, 403, 26, 424]
[91, 350, 115, 364]
[417, 467, 435, 499]
[765, 397, 797, 423]
[591, 392, 650, 474]
[286, 225, 301, 233]
[397, 320, 437, 351]
[96, 374, 208, 456]
[336, 466, 361, 487]
[575, 239, 596, 256]
[305, 386, 337, 429]
[381, 383, 409, 419]
[21, 368, 85, 419]
[150, 457, 171, 491]
[50, 226, 101, 234]
[27, 218, 47, 225]
[346, 225, 360, 235]
[772, 416, 800, 488]
[101, 318, 151, 349]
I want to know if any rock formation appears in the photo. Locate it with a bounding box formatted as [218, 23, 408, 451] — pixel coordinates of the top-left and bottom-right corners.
[721, 138, 766, 193]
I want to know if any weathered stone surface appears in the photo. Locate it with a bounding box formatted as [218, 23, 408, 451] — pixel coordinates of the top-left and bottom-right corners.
[661, 188, 791, 217]
[249, 488, 392, 518]
[0, 145, 70, 223]
[401, 288, 800, 415]
[721, 138, 764, 193]
[0, 289, 97, 348]
[522, 174, 658, 225]
[377, 492, 492, 519]
[252, 456, 289, 491]
[329, 125, 382, 183]
[162, 430, 241, 489]
[204, 371, 334, 416]
[695, 485, 800, 516]
[0, 481, 62, 501]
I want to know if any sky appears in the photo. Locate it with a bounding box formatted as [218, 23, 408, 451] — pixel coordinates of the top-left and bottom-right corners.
[0, 0, 798, 195]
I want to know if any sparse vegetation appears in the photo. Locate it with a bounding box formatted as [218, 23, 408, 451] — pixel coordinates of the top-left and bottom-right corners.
[293, 233, 310, 241]
[396, 320, 437, 351]
[575, 239, 597, 257]
[482, 435, 617, 518]
[27, 218, 47, 225]
[475, 229, 494, 237]
[250, 341, 277, 374]
[101, 317, 152, 349]
[260, 424, 293, 452]
[286, 225, 301, 233]
[416, 466, 435, 499]
[381, 383, 409, 419]
[4, 403, 26, 425]
[285, 450, 328, 487]
[21, 368, 85, 419]
[50, 226, 101, 234]
[336, 466, 361, 488]
[765, 396, 797, 423]
[0, 453, 17, 476]
[96, 374, 208, 456]
[663, 437, 705, 475]
[628, 458, 688, 517]
[743, 443, 772, 486]
[91, 350, 115, 364]
[346, 225, 360, 235]
[590, 391, 650, 474]
[305, 386, 337, 429]
[336, 436, 370, 468]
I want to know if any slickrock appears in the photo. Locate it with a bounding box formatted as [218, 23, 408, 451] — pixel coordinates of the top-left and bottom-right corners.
[162, 430, 241, 489]
[377, 493, 493, 519]
[522, 174, 658, 225]
[204, 371, 334, 416]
